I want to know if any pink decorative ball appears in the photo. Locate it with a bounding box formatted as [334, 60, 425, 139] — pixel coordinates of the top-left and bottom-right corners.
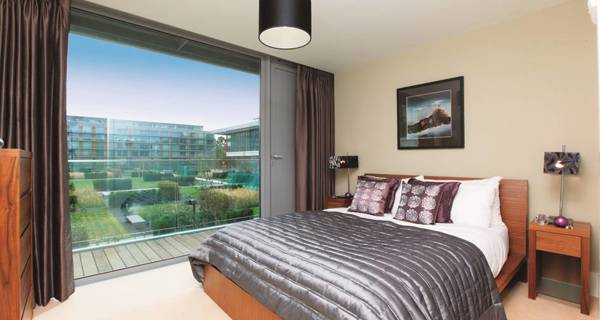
[553, 216, 569, 228]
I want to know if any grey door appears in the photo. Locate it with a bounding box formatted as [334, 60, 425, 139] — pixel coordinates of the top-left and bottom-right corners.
[260, 58, 296, 217]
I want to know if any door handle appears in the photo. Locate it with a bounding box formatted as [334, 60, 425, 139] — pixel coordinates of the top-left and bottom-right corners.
[272, 154, 283, 160]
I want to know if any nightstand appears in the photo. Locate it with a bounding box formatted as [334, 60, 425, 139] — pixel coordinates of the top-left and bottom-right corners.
[528, 220, 591, 314]
[325, 196, 353, 209]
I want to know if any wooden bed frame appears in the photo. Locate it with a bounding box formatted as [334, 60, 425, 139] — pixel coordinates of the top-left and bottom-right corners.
[203, 175, 529, 320]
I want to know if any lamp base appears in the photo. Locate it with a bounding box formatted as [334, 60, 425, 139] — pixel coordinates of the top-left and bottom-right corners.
[553, 216, 569, 228]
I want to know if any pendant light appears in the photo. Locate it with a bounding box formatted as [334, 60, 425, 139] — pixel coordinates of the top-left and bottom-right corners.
[259, 0, 311, 50]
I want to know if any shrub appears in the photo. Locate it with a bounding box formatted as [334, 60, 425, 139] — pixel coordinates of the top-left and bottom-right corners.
[84, 171, 108, 179]
[142, 171, 161, 181]
[108, 189, 159, 208]
[158, 181, 180, 202]
[223, 188, 259, 210]
[137, 203, 193, 231]
[170, 175, 195, 186]
[143, 171, 174, 182]
[130, 171, 142, 178]
[197, 188, 233, 221]
[73, 188, 106, 210]
[93, 178, 132, 191]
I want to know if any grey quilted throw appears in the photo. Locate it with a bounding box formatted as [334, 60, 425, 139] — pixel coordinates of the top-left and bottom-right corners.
[189, 211, 506, 320]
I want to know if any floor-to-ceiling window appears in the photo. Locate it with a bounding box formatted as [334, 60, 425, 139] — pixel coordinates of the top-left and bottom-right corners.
[67, 10, 261, 279]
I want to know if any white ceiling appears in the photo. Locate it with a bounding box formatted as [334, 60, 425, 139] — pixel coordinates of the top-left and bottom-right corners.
[83, 0, 569, 72]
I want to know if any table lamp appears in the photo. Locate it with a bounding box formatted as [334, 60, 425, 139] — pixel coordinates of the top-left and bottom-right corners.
[328, 155, 359, 198]
[543, 145, 580, 227]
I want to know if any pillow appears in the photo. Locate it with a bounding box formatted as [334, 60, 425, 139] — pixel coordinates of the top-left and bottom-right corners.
[394, 179, 459, 225]
[365, 175, 400, 213]
[348, 176, 395, 216]
[417, 176, 502, 227]
[390, 175, 424, 214]
[448, 183, 497, 227]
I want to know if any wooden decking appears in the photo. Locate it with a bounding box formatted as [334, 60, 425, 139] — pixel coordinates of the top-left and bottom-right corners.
[72, 229, 217, 279]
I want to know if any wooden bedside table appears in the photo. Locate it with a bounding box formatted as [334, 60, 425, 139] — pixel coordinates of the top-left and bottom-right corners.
[528, 220, 591, 314]
[325, 196, 353, 209]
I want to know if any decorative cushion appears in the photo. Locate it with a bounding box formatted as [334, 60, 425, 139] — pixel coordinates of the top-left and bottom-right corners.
[365, 175, 400, 213]
[390, 176, 424, 214]
[348, 176, 395, 216]
[394, 179, 460, 224]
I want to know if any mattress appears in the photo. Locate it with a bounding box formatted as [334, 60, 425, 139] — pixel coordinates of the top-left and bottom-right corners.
[324, 206, 509, 277]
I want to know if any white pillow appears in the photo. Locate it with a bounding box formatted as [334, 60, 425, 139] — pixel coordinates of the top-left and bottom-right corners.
[449, 182, 497, 227]
[390, 176, 424, 214]
[416, 176, 502, 227]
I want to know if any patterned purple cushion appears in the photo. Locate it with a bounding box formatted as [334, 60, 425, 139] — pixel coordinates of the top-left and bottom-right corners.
[394, 179, 461, 224]
[365, 175, 400, 213]
[348, 176, 394, 216]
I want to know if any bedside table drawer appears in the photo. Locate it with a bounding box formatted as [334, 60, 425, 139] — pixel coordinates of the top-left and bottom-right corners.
[536, 231, 581, 257]
[325, 197, 353, 208]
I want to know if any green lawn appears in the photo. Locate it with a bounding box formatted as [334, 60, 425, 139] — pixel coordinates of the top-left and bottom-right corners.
[71, 210, 128, 245]
[71, 179, 93, 190]
[180, 186, 201, 199]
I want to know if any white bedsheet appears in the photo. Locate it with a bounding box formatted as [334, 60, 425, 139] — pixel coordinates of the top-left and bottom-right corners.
[324, 207, 509, 278]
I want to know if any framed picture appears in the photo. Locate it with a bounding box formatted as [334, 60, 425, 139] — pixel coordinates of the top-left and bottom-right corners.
[397, 76, 464, 149]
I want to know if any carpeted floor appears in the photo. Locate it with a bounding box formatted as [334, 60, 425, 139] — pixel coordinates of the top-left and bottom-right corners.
[34, 262, 597, 320]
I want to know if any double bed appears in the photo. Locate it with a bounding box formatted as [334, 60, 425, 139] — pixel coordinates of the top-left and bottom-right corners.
[189, 174, 528, 320]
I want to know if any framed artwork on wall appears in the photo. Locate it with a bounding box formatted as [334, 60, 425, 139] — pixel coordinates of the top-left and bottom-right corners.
[397, 76, 464, 149]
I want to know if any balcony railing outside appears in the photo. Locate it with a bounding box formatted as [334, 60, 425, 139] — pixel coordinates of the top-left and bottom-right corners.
[69, 158, 260, 252]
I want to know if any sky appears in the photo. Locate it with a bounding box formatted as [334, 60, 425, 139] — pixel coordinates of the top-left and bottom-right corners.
[67, 33, 260, 131]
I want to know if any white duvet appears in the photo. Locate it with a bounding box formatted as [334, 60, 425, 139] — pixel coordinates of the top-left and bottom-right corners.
[324, 207, 509, 278]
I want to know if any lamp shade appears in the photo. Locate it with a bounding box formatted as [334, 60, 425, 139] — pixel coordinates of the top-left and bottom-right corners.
[259, 0, 311, 49]
[329, 156, 359, 169]
[544, 151, 580, 175]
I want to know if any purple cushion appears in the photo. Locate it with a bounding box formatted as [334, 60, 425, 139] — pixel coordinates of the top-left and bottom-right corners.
[348, 176, 394, 216]
[433, 181, 461, 223]
[394, 179, 461, 224]
[365, 175, 400, 213]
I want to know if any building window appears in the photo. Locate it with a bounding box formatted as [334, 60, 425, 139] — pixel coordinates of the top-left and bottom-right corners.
[67, 9, 260, 279]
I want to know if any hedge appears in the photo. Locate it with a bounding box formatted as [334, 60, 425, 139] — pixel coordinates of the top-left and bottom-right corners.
[142, 171, 174, 182]
[93, 178, 132, 191]
[108, 189, 159, 208]
[130, 171, 142, 178]
[84, 171, 108, 179]
[170, 175, 195, 186]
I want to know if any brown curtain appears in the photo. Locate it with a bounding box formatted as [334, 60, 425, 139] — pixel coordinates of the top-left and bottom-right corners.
[0, 0, 74, 305]
[295, 65, 335, 211]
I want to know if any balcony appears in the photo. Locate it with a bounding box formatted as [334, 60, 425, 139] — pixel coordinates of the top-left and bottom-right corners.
[73, 228, 218, 279]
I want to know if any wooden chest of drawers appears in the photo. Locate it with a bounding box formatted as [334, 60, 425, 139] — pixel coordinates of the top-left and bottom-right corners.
[0, 149, 34, 320]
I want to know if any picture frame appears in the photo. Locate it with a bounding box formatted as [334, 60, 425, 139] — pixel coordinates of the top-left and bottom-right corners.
[397, 76, 464, 149]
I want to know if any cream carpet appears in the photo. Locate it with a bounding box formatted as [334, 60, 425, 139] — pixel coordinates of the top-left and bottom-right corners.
[34, 262, 597, 320]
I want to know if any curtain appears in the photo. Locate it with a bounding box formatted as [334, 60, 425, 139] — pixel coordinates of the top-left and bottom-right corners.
[295, 65, 335, 211]
[0, 0, 74, 305]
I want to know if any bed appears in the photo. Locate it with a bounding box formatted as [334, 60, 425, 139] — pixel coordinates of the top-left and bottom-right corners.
[190, 175, 528, 320]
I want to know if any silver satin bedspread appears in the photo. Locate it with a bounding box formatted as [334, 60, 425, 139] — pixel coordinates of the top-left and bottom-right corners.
[189, 211, 507, 320]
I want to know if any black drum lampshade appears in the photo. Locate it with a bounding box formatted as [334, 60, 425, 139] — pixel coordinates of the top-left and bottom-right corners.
[259, 0, 311, 50]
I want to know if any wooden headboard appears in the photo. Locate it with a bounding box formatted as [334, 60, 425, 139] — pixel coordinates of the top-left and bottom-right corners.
[366, 174, 529, 258]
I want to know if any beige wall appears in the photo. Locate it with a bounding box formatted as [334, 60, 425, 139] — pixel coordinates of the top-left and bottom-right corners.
[335, 0, 600, 272]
